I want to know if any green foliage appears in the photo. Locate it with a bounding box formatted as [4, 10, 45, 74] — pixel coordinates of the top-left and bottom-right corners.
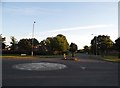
[2, 43, 6, 49]
[0, 35, 6, 49]
[0, 35, 5, 42]
[83, 45, 90, 54]
[115, 37, 120, 58]
[18, 38, 39, 54]
[91, 35, 113, 55]
[69, 43, 78, 52]
[56, 34, 69, 52]
[39, 34, 69, 55]
[69, 42, 78, 57]
[28, 38, 39, 46]
[18, 39, 32, 53]
[38, 40, 49, 55]
[115, 37, 120, 51]
[10, 36, 18, 50]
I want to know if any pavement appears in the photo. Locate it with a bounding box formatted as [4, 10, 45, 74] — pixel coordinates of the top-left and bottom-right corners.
[2, 54, 119, 86]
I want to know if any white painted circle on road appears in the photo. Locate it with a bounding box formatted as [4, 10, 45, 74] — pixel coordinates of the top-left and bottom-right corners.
[13, 62, 67, 71]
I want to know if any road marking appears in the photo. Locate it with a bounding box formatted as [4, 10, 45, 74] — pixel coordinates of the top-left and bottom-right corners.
[12, 62, 67, 71]
[81, 66, 86, 70]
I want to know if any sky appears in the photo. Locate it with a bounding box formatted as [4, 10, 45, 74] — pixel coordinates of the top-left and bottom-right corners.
[1, 2, 118, 49]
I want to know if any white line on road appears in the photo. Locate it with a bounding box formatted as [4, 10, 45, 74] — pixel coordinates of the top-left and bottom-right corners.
[81, 66, 86, 70]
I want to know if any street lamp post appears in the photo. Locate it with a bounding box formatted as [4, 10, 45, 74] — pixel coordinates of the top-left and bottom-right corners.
[31, 21, 36, 56]
[91, 34, 97, 56]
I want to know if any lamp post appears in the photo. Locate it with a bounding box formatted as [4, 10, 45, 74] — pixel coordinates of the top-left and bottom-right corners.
[91, 34, 97, 55]
[31, 21, 36, 56]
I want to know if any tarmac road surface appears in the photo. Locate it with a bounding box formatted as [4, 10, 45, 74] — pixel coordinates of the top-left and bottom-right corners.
[2, 54, 119, 86]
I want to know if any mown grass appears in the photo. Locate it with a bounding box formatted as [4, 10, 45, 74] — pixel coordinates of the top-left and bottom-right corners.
[85, 54, 120, 63]
[1, 55, 36, 60]
[2, 53, 119, 62]
[1, 53, 76, 61]
[1, 54, 64, 59]
[38, 55, 63, 58]
[1, 53, 73, 58]
[102, 56, 120, 62]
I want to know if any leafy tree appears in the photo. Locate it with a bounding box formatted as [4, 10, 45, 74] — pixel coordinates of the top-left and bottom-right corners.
[45, 37, 52, 52]
[18, 39, 32, 54]
[56, 34, 69, 51]
[39, 34, 69, 55]
[91, 36, 98, 55]
[69, 42, 78, 57]
[0, 35, 6, 49]
[2, 43, 6, 49]
[10, 36, 18, 50]
[83, 45, 90, 54]
[28, 38, 39, 46]
[115, 37, 120, 58]
[91, 35, 113, 55]
[18, 38, 39, 54]
[39, 40, 49, 55]
[39, 37, 56, 55]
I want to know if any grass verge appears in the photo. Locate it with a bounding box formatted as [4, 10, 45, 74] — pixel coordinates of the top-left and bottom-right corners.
[102, 56, 120, 62]
[1, 54, 64, 60]
[87, 54, 120, 63]
[1, 55, 37, 60]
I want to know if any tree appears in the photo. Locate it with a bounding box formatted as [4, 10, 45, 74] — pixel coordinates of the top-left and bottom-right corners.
[69, 42, 78, 57]
[91, 35, 113, 55]
[55, 34, 69, 53]
[45, 37, 52, 52]
[18, 38, 39, 54]
[28, 38, 39, 46]
[39, 34, 69, 55]
[39, 40, 49, 55]
[83, 45, 90, 54]
[2, 43, 6, 49]
[10, 36, 18, 50]
[18, 39, 32, 54]
[115, 37, 120, 58]
[0, 35, 6, 49]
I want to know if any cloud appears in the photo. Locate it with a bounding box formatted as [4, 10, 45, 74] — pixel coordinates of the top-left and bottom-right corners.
[4, 7, 61, 15]
[47, 24, 114, 33]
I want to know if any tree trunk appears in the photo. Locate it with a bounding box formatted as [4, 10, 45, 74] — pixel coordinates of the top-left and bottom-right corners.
[72, 52, 74, 57]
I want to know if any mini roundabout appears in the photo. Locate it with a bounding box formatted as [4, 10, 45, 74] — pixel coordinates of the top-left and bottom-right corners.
[12, 56, 80, 71]
[12, 62, 67, 71]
